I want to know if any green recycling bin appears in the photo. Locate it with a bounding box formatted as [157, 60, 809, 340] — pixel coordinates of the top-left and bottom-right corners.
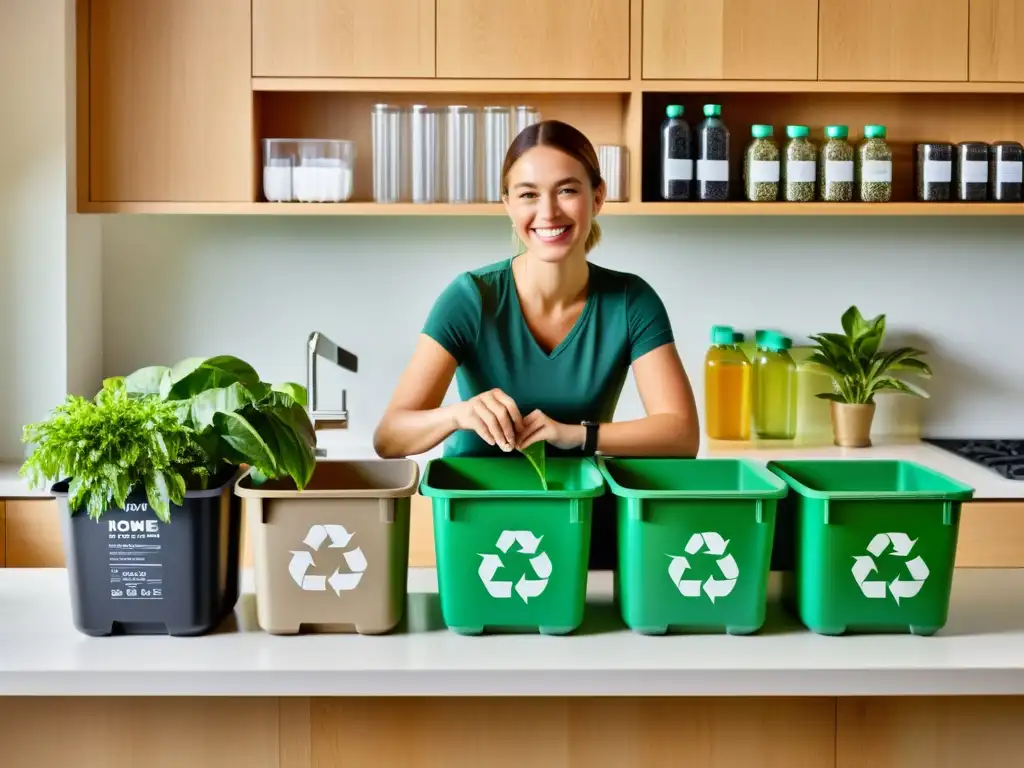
[419, 456, 605, 635]
[767, 459, 975, 636]
[598, 457, 789, 635]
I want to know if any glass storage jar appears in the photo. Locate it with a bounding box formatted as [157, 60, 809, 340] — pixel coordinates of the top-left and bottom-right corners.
[857, 125, 892, 202]
[989, 142, 1023, 202]
[955, 142, 989, 202]
[819, 125, 854, 202]
[915, 143, 953, 202]
[782, 125, 817, 202]
[744, 125, 779, 202]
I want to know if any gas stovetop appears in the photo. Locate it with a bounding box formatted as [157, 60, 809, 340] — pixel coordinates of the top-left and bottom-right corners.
[923, 438, 1024, 481]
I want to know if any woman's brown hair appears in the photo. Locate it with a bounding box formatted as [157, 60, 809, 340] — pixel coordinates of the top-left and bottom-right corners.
[501, 120, 605, 254]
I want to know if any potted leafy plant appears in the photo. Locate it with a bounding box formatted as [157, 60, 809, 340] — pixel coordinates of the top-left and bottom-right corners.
[806, 306, 931, 448]
[18, 354, 317, 637]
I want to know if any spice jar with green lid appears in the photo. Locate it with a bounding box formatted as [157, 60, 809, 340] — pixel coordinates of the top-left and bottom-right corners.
[744, 124, 779, 202]
[782, 125, 817, 202]
[857, 124, 893, 202]
[819, 125, 854, 202]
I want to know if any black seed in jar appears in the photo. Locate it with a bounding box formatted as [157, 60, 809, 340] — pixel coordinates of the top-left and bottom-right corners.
[915, 143, 953, 202]
[989, 142, 1024, 203]
[956, 142, 989, 202]
[697, 104, 730, 201]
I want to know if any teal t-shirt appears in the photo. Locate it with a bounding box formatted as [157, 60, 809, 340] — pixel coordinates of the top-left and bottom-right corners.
[421, 257, 675, 458]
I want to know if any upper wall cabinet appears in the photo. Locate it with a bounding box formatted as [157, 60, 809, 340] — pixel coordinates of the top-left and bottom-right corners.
[818, 0, 969, 81]
[252, 0, 435, 78]
[436, 0, 630, 79]
[969, 0, 1024, 82]
[88, 0, 253, 202]
[643, 0, 818, 80]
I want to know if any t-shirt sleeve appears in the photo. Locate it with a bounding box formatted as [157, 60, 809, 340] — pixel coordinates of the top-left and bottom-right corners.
[626, 273, 675, 362]
[421, 272, 482, 363]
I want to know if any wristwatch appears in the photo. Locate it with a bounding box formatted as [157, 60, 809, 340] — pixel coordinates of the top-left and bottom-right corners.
[581, 421, 599, 456]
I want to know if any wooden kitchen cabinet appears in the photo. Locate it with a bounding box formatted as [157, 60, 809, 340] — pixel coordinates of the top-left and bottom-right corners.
[87, 0, 253, 202]
[252, 0, 435, 78]
[435, 0, 630, 79]
[969, 0, 1024, 82]
[643, 0, 818, 80]
[818, 0, 969, 81]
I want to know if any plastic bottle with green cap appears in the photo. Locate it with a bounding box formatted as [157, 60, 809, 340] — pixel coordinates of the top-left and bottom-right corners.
[704, 325, 751, 441]
[783, 125, 817, 202]
[696, 104, 730, 201]
[744, 125, 780, 202]
[752, 331, 797, 440]
[858, 124, 893, 202]
[660, 104, 693, 200]
[820, 125, 855, 202]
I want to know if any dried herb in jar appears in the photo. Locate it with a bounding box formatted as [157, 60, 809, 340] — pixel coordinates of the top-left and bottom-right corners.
[956, 142, 989, 201]
[696, 104, 730, 201]
[782, 125, 817, 202]
[915, 143, 953, 201]
[819, 125, 854, 202]
[857, 125, 893, 203]
[744, 125, 779, 202]
[989, 142, 1022, 202]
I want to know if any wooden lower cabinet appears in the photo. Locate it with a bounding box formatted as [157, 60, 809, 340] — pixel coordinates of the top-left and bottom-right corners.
[1, 696, 1022, 766]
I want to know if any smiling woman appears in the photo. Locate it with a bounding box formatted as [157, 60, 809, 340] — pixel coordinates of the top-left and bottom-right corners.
[372, 120, 699, 565]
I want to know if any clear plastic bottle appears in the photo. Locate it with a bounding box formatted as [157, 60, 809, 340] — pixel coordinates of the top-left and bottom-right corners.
[744, 125, 780, 202]
[704, 325, 751, 441]
[660, 105, 693, 200]
[752, 331, 797, 439]
[782, 125, 817, 202]
[857, 124, 893, 202]
[819, 125, 855, 202]
[696, 104, 730, 201]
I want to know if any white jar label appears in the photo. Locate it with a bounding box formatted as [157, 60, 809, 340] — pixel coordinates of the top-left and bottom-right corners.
[923, 160, 952, 184]
[996, 160, 1022, 185]
[861, 160, 892, 183]
[825, 159, 854, 182]
[962, 160, 988, 183]
[787, 160, 816, 183]
[664, 158, 693, 181]
[697, 159, 730, 182]
[750, 160, 780, 183]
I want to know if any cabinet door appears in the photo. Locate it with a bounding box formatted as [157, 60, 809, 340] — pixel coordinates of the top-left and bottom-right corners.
[252, 0, 435, 78]
[970, 0, 1024, 81]
[643, 0, 818, 80]
[436, 0, 630, 79]
[89, 0, 252, 202]
[819, 0, 969, 81]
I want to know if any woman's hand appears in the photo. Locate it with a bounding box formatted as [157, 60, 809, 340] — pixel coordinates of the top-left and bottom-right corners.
[516, 410, 585, 452]
[452, 388, 524, 452]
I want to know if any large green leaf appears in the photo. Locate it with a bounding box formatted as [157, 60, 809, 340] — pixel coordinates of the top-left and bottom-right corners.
[212, 410, 279, 477]
[124, 365, 171, 396]
[262, 408, 317, 489]
[188, 381, 265, 431]
[271, 382, 308, 407]
[163, 356, 262, 400]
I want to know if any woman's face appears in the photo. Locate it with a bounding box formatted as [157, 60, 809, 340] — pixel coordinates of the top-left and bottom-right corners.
[503, 145, 605, 263]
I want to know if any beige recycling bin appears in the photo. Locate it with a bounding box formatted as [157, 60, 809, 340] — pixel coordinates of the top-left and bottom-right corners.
[235, 459, 419, 635]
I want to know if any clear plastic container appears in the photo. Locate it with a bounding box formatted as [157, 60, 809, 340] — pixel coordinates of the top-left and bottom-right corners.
[955, 142, 989, 202]
[990, 142, 1024, 202]
[660, 104, 693, 200]
[857, 125, 893, 202]
[744, 125, 779, 202]
[696, 104, 730, 201]
[782, 125, 817, 202]
[915, 143, 953, 202]
[752, 331, 797, 439]
[819, 125, 854, 202]
[704, 324, 751, 441]
[263, 139, 355, 203]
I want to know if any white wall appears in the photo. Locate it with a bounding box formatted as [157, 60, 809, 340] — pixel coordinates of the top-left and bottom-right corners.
[0, 0, 103, 462]
[102, 213, 1024, 458]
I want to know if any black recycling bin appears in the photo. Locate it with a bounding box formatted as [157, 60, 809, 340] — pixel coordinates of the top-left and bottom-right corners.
[52, 467, 243, 637]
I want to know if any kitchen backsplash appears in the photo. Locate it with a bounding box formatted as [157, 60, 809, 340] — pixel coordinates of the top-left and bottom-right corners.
[100, 214, 1024, 457]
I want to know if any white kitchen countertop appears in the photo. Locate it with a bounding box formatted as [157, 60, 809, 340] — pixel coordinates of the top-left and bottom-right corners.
[1, 567, 1023, 697]
[2, 435, 1022, 500]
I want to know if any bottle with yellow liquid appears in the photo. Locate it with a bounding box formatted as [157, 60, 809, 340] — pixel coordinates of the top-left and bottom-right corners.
[704, 325, 751, 441]
[752, 331, 798, 439]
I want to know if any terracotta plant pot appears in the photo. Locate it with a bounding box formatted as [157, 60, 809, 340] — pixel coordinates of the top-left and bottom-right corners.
[831, 401, 876, 448]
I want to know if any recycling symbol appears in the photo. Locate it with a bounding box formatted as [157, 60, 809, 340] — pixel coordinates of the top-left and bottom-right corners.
[288, 524, 367, 595]
[852, 532, 929, 605]
[667, 531, 738, 603]
[478, 530, 552, 603]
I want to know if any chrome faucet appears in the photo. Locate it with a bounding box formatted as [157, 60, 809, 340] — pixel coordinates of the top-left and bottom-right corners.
[306, 331, 358, 433]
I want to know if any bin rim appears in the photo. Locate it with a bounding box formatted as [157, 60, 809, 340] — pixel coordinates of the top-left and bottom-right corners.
[51, 465, 243, 501]
[233, 458, 420, 499]
[595, 455, 789, 499]
[766, 458, 976, 501]
[418, 456, 606, 499]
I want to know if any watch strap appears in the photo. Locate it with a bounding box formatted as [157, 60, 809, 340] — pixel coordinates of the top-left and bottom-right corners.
[582, 421, 599, 456]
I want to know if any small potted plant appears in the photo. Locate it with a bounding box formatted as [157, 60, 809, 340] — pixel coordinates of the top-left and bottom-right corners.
[19, 355, 316, 636]
[806, 306, 932, 448]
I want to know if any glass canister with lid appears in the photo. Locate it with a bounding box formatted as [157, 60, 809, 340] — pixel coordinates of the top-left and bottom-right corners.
[782, 125, 817, 202]
[857, 124, 893, 202]
[744, 124, 780, 202]
[990, 141, 1024, 202]
[819, 125, 854, 202]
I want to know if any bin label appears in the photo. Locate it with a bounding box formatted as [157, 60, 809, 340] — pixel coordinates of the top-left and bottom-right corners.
[853, 532, 930, 605]
[289, 524, 367, 594]
[107, 514, 164, 600]
[478, 530, 551, 603]
[667, 531, 738, 603]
